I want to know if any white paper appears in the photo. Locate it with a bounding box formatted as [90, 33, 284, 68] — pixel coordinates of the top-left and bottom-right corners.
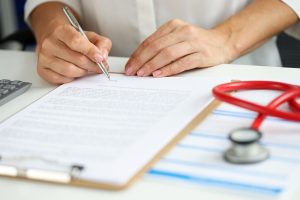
[0, 74, 227, 186]
[148, 84, 300, 198]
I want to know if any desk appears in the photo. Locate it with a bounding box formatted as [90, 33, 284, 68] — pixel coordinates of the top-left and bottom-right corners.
[0, 49, 300, 200]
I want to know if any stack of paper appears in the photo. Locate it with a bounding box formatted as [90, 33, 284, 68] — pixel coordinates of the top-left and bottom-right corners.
[0, 74, 227, 188]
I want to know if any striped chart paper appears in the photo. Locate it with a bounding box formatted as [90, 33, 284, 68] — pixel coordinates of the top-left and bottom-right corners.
[148, 88, 300, 198]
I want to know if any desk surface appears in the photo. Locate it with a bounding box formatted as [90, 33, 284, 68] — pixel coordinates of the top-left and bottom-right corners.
[0, 50, 300, 200]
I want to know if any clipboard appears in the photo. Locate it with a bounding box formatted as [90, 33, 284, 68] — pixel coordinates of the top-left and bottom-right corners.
[0, 99, 220, 190]
[0, 75, 223, 190]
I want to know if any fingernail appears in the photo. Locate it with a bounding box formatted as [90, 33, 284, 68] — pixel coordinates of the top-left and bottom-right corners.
[153, 70, 162, 77]
[137, 69, 144, 77]
[126, 67, 133, 75]
[95, 53, 103, 62]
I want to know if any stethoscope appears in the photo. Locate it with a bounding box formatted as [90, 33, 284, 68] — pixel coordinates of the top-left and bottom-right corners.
[212, 81, 300, 164]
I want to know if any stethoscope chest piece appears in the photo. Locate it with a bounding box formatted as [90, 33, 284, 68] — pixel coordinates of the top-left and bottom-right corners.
[224, 128, 270, 164]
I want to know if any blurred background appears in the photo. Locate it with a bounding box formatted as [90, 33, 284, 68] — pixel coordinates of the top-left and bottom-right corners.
[0, 0, 299, 67]
[0, 0, 35, 50]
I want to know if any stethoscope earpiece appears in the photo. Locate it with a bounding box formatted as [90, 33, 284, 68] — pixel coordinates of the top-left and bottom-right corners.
[224, 128, 270, 164]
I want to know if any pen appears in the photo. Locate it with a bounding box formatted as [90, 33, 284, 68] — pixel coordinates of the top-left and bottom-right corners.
[63, 6, 111, 80]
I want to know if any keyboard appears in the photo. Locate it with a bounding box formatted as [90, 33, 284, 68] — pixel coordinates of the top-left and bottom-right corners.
[0, 79, 32, 106]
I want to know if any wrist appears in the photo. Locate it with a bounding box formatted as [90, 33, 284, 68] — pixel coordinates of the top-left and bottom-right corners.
[212, 21, 241, 63]
[30, 2, 76, 44]
[37, 18, 66, 43]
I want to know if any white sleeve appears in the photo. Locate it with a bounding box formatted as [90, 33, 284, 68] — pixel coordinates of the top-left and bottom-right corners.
[24, 0, 82, 27]
[281, 0, 300, 39]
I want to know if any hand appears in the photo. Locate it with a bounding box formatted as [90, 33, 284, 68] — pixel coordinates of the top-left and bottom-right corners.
[36, 22, 112, 84]
[125, 19, 233, 77]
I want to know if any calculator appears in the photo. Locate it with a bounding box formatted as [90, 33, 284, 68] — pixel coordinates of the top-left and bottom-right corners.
[0, 79, 32, 106]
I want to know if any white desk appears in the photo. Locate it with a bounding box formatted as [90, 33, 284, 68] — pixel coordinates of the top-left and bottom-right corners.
[1, 49, 300, 200]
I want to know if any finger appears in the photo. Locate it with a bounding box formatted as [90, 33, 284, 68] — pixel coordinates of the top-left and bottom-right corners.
[130, 19, 184, 59]
[37, 67, 74, 85]
[55, 25, 104, 63]
[86, 32, 112, 61]
[39, 53, 88, 78]
[152, 53, 205, 77]
[136, 41, 195, 77]
[126, 31, 186, 76]
[43, 38, 101, 73]
[102, 60, 110, 70]
[125, 19, 184, 74]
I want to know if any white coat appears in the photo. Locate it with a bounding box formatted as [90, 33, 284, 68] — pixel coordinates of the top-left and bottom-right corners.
[25, 0, 300, 67]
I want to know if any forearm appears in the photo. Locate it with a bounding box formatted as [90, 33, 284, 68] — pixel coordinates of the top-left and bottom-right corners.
[29, 2, 79, 44]
[214, 0, 299, 61]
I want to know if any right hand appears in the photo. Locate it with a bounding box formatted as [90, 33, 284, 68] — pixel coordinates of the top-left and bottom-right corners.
[36, 23, 112, 84]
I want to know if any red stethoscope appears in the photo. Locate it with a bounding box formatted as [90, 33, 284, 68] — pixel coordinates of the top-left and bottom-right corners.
[212, 81, 300, 164]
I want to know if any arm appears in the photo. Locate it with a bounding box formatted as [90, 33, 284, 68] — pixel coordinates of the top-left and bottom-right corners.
[125, 0, 299, 77]
[215, 0, 299, 60]
[29, 2, 112, 84]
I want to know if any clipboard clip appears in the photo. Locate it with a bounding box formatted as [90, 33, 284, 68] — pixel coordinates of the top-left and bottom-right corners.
[0, 155, 84, 183]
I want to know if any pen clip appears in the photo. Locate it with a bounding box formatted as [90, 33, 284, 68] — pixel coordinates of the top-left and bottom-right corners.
[63, 6, 81, 32]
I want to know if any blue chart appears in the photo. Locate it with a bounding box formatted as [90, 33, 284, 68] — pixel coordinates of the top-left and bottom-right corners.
[148, 106, 300, 197]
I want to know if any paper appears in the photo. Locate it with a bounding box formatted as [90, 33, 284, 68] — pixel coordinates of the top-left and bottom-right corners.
[148, 87, 300, 198]
[0, 74, 226, 186]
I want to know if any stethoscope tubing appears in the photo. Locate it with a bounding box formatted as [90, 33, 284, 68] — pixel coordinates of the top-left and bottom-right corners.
[212, 81, 300, 129]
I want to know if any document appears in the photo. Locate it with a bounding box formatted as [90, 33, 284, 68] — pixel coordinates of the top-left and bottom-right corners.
[0, 74, 226, 187]
[148, 85, 300, 199]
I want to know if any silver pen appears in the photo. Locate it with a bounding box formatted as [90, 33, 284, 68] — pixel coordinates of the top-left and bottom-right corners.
[63, 6, 111, 80]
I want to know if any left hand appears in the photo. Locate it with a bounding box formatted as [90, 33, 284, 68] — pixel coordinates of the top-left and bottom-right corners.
[125, 19, 234, 77]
